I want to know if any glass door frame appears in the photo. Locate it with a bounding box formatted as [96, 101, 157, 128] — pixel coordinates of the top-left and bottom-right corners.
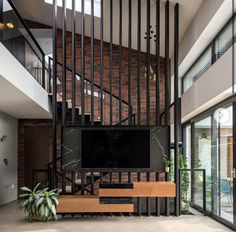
[182, 97, 236, 230]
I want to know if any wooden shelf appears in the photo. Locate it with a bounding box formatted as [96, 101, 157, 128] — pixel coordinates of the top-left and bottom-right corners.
[99, 181, 176, 197]
[57, 195, 134, 213]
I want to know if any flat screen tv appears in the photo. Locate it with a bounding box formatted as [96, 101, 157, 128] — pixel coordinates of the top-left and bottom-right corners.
[81, 128, 150, 168]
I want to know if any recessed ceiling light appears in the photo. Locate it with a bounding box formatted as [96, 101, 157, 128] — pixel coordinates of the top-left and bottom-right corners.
[6, 22, 14, 29]
[45, 0, 101, 18]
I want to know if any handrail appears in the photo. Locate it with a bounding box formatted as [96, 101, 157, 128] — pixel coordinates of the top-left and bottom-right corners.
[54, 59, 129, 106]
[160, 102, 175, 119]
[7, 0, 45, 57]
[116, 113, 136, 125]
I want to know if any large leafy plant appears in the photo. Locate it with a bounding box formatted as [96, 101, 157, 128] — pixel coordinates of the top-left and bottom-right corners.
[19, 183, 59, 222]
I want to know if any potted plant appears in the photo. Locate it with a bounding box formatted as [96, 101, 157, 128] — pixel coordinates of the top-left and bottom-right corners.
[163, 156, 172, 173]
[19, 183, 59, 222]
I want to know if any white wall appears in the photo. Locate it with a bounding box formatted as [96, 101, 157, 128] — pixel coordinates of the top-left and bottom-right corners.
[0, 43, 52, 118]
[181, 46, 234, 123]
[0, 111, 18, 206]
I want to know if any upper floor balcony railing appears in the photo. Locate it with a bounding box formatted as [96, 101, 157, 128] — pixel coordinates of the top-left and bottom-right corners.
[0, 0, 50, 91]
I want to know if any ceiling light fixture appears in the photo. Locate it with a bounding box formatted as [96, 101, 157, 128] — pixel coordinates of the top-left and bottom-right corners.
[6, 22, 14, 29]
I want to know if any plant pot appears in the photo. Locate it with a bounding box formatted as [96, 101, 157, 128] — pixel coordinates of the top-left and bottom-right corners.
[165, 166, 170, 173]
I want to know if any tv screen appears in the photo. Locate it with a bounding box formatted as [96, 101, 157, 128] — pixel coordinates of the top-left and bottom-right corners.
[81, 129, 150, 168]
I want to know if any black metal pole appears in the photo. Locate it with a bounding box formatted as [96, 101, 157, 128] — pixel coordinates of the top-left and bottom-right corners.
[146, 0, 151, 125]
[128, 0, 132, 125]
[91, 0, 94, 125]
[42, 55, 45, 89]
[0, 0, 3, 42]
[137, 0, 141, 126]
[156, 0, 160, 126]
[174, 3, 180, 216]
[100, 0, 104, 125]
[62, 0, 67, 126]
[52, 0, 58, 189]
[165, 1, 170, 126]
[81, 0, 85, 125]
[72, 0, 76, 125]
[119, 0, 123, 125]
[109, 0, 113, 125]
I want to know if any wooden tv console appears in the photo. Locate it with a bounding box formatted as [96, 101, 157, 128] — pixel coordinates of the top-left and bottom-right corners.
[57, 181, 176, 214]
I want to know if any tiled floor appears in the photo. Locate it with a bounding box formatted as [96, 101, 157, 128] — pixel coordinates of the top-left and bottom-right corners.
[0, 201, 233, 232]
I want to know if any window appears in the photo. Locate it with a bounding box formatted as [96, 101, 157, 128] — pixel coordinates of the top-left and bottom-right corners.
[45, 0, 101, 18]
[182, 14, 236, 93]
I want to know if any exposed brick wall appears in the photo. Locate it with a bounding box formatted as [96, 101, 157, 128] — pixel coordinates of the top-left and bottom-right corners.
[26, 20, 166, 125]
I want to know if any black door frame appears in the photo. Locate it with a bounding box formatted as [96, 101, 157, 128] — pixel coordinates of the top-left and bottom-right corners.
[182, 96, 236, 230]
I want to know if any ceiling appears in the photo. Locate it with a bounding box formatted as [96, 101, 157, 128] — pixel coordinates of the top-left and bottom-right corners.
[12, 0, 204, 57]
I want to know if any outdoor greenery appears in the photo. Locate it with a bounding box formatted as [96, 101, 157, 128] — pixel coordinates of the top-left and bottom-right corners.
[19, 183, 59, 222]
[164, 153, 190, 213]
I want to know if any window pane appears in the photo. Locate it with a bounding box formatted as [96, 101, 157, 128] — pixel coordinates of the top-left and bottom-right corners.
[193, 117, 212, 210]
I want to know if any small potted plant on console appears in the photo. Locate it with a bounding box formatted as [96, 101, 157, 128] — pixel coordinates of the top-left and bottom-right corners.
[163, 156, 172, 173]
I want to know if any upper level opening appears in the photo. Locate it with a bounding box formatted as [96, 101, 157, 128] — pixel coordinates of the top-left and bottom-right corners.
[45, 0, 101, 18]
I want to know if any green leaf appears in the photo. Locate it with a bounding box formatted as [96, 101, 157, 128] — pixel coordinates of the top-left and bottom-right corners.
[51, 196, 59, 205]
[20, 187, 32, 193]
[33, 183, 41, 193]
[35, 197, 44, 209]
[19, 193, 30, 198]
[50, 205, 56, 216]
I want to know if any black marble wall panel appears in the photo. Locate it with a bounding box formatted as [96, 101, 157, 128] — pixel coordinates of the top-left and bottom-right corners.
[62, 126, 169, 171]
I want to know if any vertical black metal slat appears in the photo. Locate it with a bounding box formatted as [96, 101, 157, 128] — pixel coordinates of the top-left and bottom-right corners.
[62, 171, 66, 194]
[119, 0, 122, 124]
[156, 172, 160, 216]
[137, 0, 141, 125]
[109, 0, 113, 125]
[110, 172, 112, 183]
[165, 1, 170, 126]
[100, 0, 104, 125]
[146, 0, 151, 125]
[91, 172, 94, 195]
[62, 0, 67, 126]
[165, 0, 170, 217]
[71, 172, 75, 194]
[128, 172, 131, 183]
[128, 0, 132, 125]
[137, 172, 141, 216]
[156, 0, 160, 126]
[146, 172, 151, 216]
[48, 57, 52, 94]
[119, 172, 122, 183]
[81, 0, 85, 125]
[42, 55, 46, 89]
[72, 0, 76, 125]
[91, 0, 95, 125]
[0, 0, 3, 42]
[165, 171, 170, 216]
[174, 3, 180, 216]
[52, 0, 58, 189]
[81, 172, 85, 195]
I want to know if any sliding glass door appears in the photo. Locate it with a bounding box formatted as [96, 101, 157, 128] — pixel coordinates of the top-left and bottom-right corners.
[216, 105, 233, 222]
[193, 117, 212, 210]
[183, 101, 235, 228]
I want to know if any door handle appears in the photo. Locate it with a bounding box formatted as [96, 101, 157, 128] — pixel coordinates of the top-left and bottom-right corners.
[233, 168, 236, 179]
